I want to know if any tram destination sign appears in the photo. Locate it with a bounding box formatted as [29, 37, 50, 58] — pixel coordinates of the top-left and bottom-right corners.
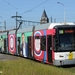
[59, 29, 74, 34]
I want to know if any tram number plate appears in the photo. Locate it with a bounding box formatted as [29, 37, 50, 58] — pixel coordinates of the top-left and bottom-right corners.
[68, 52, 73, 60]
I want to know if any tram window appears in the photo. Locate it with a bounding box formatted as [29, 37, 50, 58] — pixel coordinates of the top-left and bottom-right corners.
[28, 36, 31, 48]
[4, 38, 7, 52]
[17, 37, 20, 55]
[40, 36, 46, 51]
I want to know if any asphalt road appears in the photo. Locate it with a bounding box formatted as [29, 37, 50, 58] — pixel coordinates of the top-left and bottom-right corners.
[0, 54, 20, 61]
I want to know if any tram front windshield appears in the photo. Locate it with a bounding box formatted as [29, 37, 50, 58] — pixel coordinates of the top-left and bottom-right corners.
[58, 29, 75, 51]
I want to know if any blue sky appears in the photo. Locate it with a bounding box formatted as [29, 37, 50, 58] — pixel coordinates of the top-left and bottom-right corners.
[0, 0, 75, 30]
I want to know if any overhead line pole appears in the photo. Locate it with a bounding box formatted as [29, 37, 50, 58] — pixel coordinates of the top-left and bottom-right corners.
[4, 21, 6, 31]
[12, 12, 22, 55]
[12, 12, 22, 30]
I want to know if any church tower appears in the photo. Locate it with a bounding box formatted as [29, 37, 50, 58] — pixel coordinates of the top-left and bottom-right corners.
[40, 10, 49, 24]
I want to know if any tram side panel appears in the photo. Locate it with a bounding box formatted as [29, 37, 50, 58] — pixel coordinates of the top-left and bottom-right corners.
[8, 34, 16, 55]
[46, 29, 55, 64]
[34, 29, 55, 64]
[17, 31, 33, 58]
[17, 33, 21, 56]
[34, 30, 46, 62]
[0, 33, 7, 54]
[26, 32, 33, 59]
[3, 35, 7, 53]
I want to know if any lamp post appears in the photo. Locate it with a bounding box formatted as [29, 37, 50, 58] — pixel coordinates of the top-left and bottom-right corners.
[57, 2, 66, 24]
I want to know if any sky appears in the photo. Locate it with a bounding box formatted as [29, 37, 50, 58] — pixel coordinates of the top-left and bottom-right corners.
[0, 0, 75, 30]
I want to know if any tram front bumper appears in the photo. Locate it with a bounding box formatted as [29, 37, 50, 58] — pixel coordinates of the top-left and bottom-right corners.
[53, 59, 75, 66]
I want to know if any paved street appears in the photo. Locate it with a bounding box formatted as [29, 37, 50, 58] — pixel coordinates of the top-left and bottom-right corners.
[0, 54, 20, 61]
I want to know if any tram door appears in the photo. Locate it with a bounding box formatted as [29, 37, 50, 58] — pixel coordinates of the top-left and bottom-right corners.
[27, 36, 32, 59]
[47, 35, 53, 63]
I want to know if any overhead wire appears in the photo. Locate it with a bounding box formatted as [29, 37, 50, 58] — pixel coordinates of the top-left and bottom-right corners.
[21, 0, 49, 15]
[3, 0, 17, 10]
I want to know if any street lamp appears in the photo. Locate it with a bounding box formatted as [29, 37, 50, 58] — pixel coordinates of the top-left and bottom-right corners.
[57, 2, 66, 24]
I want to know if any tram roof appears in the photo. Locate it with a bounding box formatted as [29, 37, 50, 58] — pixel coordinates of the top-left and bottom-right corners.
[0, 32, 7, 36]
[17, 26, 33, 33]
[17, 22, 75, 33]
[34, 22, 75, 30]
[48, 22, 75, 29]
[9, 30, 16, 34]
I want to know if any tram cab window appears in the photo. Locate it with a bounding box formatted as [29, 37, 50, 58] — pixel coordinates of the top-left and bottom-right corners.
[56, 28, 75, 52]
[59, 33, 75, 50]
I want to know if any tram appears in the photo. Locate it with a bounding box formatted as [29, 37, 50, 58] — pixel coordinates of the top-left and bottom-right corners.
[0, 22, 75, 66]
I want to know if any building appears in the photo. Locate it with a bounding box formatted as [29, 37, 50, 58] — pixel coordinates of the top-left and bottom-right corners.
[40, 10, 49, 24]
